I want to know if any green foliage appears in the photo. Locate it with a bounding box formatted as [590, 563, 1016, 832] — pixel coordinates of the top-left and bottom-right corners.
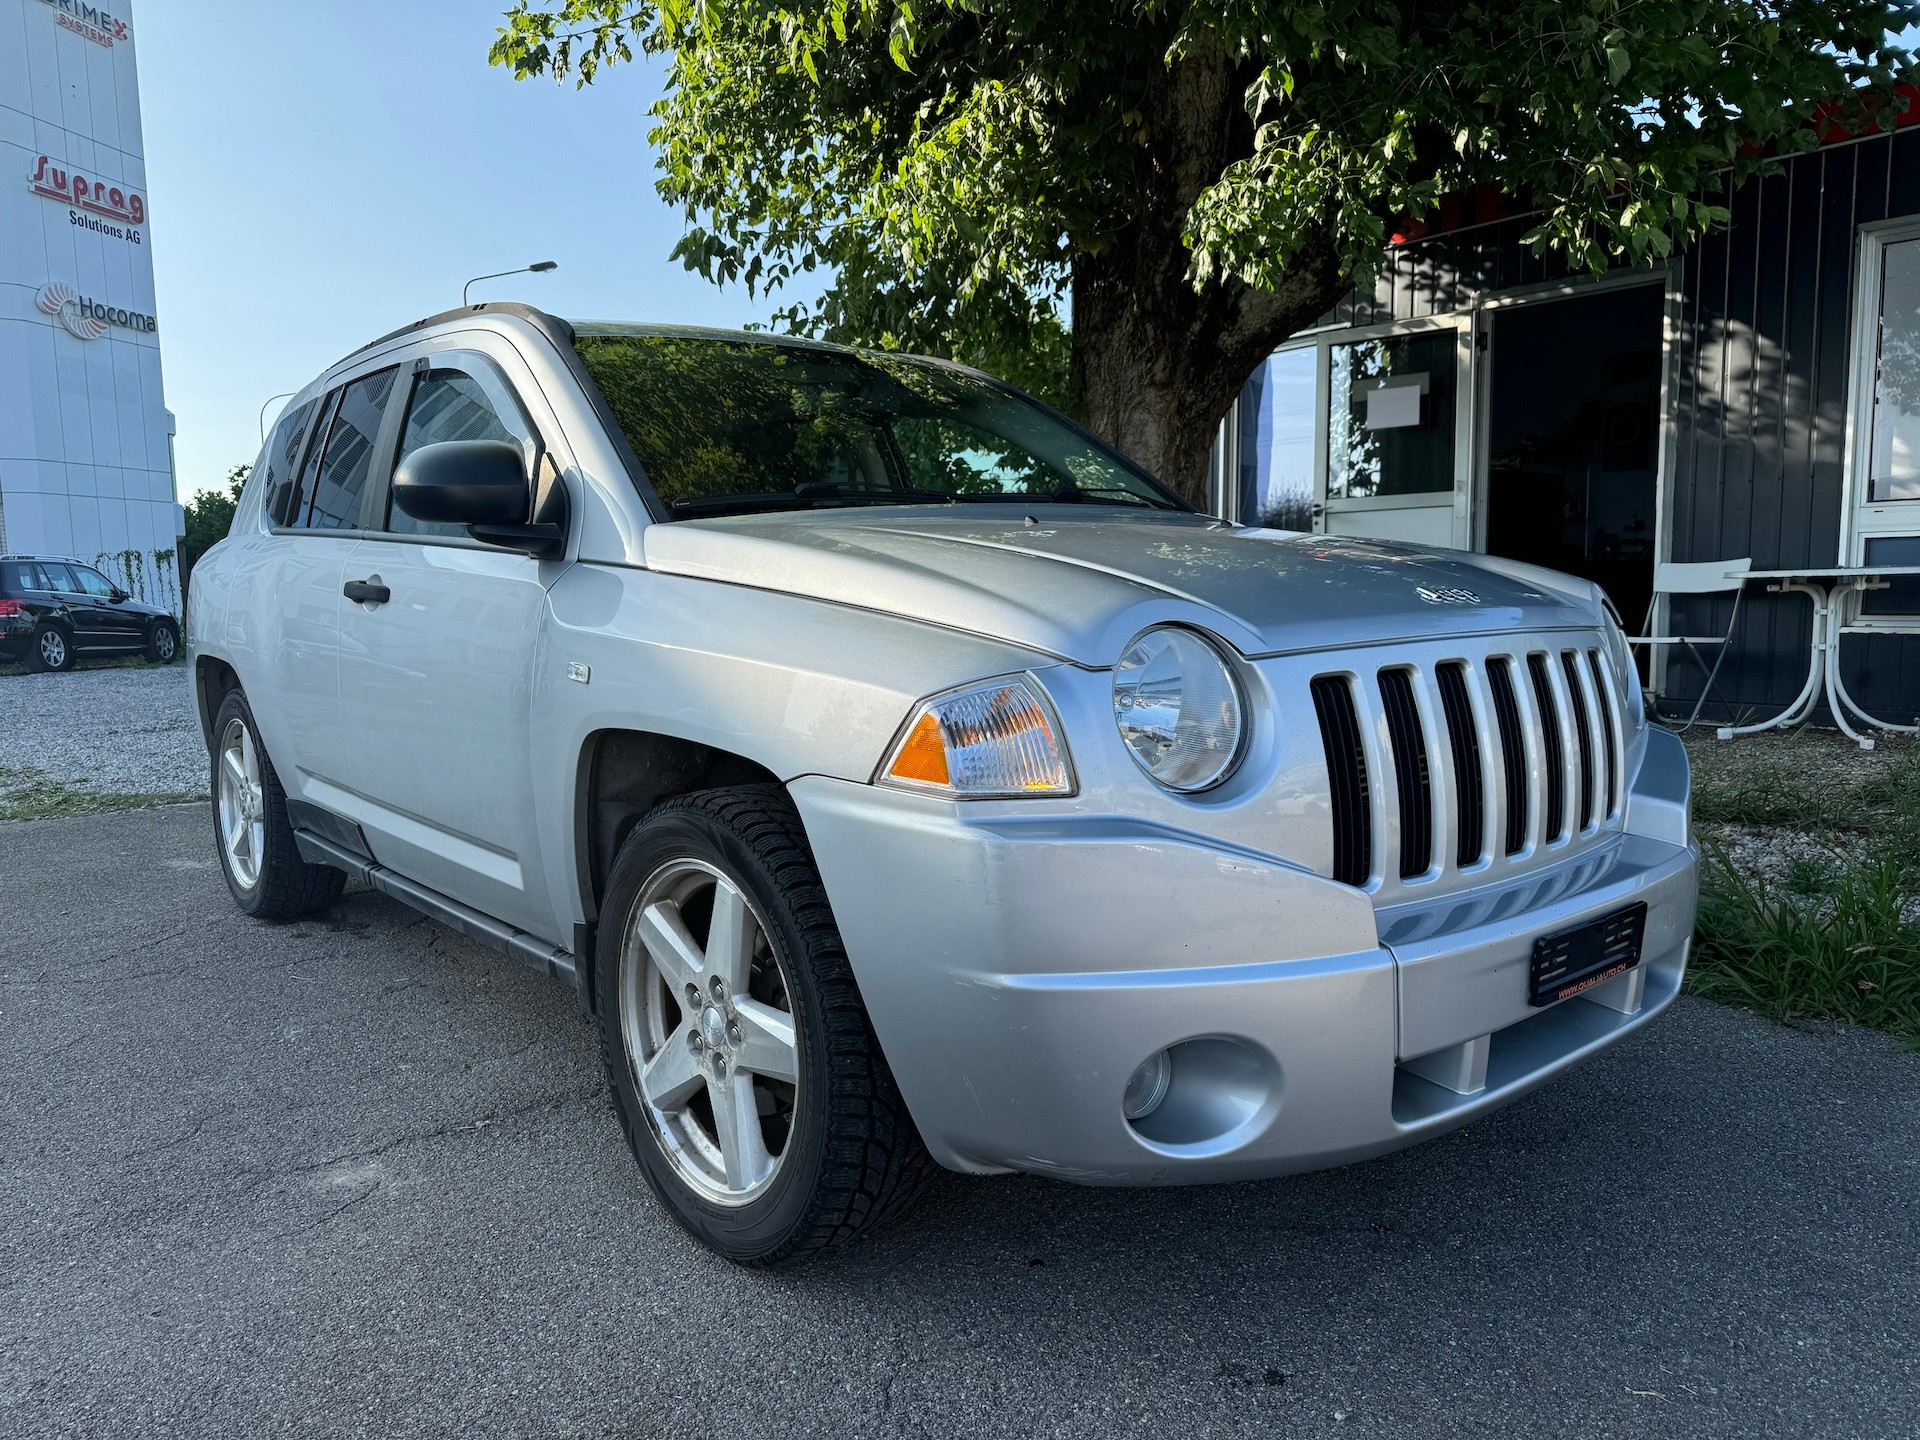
[491, 0, 1918, 421]
[0, 765, 199, 823]
[183, 464, 250, 574]
[1693, 844, 1920, 1045]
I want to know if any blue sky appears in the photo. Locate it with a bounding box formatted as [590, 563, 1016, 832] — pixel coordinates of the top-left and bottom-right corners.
[138, 0, 778, 498]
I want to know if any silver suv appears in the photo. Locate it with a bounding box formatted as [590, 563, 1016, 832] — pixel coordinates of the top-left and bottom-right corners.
[187, 304, 1698, 1266]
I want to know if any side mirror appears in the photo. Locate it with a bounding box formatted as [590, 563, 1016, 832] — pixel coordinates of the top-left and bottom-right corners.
[392, 440, 531, 526]
[391, 440, 568, 559]
[112, 589, 130, 603]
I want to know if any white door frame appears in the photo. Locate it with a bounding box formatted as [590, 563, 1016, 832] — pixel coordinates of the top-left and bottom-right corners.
[1841, 214, 1920, 562]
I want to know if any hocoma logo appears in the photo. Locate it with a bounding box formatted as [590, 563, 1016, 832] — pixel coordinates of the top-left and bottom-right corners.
[35, 282, 157, 341]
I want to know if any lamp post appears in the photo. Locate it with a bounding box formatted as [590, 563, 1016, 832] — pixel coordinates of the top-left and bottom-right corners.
[463, 260, 558, 307]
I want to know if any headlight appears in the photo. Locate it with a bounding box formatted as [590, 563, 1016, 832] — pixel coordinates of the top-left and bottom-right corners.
[1112, 627, 1245, 792]
[1599, 598, 1644, 725]
[878, 675, 1074, 797]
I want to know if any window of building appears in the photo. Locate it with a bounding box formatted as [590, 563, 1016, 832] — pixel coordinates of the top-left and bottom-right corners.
[1328, 331, 1456, 499]
[1847, 220, 1920, 591]
[304, 368, 399, 530]
[389, 368, 535, 537]
[1236, 346, 1317, 530]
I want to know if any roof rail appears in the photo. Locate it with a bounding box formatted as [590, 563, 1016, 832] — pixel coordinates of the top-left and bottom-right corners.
[345, 301, 575, 361]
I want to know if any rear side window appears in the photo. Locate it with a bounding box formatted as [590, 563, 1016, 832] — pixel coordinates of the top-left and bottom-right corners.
[0, 561, 29, 591]
[36, 562, 78, 591]
[304, 368, 399, 530]
[388, 368, 536, 537]
[260, 396, 320, 527]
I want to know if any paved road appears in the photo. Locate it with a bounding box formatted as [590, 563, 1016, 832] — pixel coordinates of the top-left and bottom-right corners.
[3, 806, 1917, 1439]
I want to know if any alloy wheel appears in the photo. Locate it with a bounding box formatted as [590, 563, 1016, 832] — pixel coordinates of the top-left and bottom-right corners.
[216, 716, 267, 890]
[154, 626, 176, 661]
[620, 858, 801, 1206]
[38, 629, 66, 668]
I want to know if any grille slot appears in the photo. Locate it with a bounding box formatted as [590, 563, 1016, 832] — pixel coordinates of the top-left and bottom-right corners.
[1378, 669, 1433, 879]
[1435, 662, 1485, 868]
[1561, 650, 1598, 830]
[1526, 653, 1567, 842]
[1311, 675, 1372, 887]
[1587, 649, 1620, 819]
[1487, 658, 1529, 856]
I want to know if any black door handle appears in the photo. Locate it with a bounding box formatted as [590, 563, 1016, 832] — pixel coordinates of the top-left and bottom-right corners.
[343, 578, 390, 605]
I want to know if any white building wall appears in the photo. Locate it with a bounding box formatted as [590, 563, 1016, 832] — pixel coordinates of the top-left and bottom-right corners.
[0, 0, 182, 612]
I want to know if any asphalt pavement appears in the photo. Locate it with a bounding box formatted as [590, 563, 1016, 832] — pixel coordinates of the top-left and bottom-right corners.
[3, 804, 1917, 1439]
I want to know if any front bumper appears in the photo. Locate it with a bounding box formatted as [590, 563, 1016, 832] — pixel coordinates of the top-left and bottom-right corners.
[791, 728, 1697, 1184]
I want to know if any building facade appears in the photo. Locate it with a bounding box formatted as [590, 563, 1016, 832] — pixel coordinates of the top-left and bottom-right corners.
[0, 0, 180, 610]
[1218, 116, 1920, 727]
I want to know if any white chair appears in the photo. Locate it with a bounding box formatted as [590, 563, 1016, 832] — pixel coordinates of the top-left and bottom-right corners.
[1627, 557, 1752, 729]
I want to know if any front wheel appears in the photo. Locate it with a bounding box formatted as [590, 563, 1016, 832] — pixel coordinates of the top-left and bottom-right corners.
[597, 785, 929, 1266]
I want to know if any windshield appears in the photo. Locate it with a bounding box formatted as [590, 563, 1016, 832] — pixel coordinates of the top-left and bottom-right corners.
[570, 331, 1184, 519]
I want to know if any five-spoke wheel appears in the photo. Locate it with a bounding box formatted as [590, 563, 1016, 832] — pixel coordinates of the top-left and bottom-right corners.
[597, 785, 928, 1266]
[217, 715, 267, 891]
[622, 858, 801, 1204]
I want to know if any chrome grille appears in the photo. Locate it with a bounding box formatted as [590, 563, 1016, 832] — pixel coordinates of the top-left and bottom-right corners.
[1312, 641, 1625, 897]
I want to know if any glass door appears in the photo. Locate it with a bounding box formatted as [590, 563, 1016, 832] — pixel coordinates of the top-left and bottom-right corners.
[1234, 318, 1473, 548]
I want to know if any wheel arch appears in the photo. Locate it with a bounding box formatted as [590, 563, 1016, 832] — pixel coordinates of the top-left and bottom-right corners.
[572, 728, 787, 999]
[194, 655, 242, 751]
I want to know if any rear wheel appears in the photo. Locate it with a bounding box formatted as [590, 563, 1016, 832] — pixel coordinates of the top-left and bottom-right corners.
[211, 690, 345, 920]
[144, 619, 180, 665]
[28, 622, 73, 673]
[598, 785, 929, 1266]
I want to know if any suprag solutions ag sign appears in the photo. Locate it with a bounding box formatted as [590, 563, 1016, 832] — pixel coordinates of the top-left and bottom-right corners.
[35, 283, 157, 341]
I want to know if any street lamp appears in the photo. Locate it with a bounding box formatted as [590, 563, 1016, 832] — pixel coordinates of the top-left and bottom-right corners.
[463, 260, 558, 307]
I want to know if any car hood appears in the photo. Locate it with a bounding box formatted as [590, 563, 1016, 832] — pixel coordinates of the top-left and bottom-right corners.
[640, 507, 1604, 665]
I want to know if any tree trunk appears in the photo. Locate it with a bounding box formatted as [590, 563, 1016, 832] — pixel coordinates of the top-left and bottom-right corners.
[1069, 42, 1350, 510]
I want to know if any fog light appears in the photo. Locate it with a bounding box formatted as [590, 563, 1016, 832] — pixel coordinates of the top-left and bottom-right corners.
[1122, 1050, 1172, 1120]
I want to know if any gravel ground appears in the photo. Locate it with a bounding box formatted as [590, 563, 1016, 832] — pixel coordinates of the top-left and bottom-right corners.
[0, 666, 205, 798]
[3, 805, 1918, 1440]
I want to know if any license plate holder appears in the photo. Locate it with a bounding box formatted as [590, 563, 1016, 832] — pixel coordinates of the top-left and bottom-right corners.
[1528, 903, 1647, 1008]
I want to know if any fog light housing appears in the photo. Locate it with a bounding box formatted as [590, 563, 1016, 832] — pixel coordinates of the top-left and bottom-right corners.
[1122, 1050, 1172, 1120]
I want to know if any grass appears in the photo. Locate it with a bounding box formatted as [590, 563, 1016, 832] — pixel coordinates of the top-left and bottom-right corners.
[1688, 746, 1920, 1045]
[0, 765, 200, 823]
[1693, 846, 1920, 1045]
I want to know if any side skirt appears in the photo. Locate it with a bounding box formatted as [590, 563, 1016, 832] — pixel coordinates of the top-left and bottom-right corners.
[292, 826, 581, 996]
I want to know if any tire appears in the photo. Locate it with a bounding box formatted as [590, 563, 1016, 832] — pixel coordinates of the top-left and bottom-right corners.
[597, 784, 930, 1267]
[144, 618, 180, 665]
[210, 689, 346, 921]
[27, 622, 74, 673]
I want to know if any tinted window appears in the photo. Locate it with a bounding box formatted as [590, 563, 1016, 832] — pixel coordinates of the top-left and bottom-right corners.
[262, 397, 319, 495]
[304, 368, 398, 530]
[0, 561, 34, 591]
[389, 369, 534, 537]
[71, 567, 117, 598]
[570, 333, 1179, 518]
[37, 562, 79, 592]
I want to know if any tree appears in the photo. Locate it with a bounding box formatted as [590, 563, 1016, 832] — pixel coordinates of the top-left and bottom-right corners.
[492, 0, 1916, 505]
[182, 463, 250, 575]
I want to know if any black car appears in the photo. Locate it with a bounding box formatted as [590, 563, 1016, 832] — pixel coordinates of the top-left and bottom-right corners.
[0, 556, 181, 672]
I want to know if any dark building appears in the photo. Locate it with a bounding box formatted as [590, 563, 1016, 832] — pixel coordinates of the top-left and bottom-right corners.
[1212, 111, 1920, 728]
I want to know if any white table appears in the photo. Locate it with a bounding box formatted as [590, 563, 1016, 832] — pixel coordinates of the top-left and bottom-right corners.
[1715, 565, 1920, 749]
